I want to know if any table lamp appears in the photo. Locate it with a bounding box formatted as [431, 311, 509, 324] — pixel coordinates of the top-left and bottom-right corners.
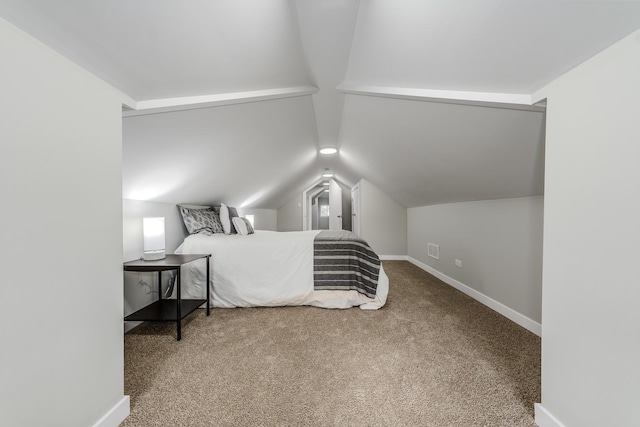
[142, 217, 166, 260]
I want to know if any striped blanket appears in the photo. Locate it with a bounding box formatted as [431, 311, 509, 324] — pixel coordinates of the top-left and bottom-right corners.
[313, 230, 381, 298]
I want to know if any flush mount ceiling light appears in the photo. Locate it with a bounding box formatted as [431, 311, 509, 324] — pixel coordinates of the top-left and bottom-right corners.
[324, 189, 330, 192]
[321, 168, 334, 178]
[322, 182, 330, 186]
[319, 147, 338, 155]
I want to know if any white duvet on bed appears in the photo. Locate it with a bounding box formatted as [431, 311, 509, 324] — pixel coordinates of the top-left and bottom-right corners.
[174, 230, 388, 310]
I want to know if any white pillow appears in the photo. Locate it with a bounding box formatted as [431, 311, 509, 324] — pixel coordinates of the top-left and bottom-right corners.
[220, 203, 231, 234]
[232, 217, 255, 235]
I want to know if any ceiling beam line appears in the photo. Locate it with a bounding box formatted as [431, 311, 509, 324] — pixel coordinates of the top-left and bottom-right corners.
[122, 86, 319, 117]
[336, 83, 546, 112]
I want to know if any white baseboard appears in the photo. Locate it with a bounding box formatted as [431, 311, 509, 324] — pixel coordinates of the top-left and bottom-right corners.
[124, 320, 143, 333]
[535, 403, 566, 427]
[407, 257, 541, 337]
[92, 396, 130, 427]
[379, 255, 409, 261]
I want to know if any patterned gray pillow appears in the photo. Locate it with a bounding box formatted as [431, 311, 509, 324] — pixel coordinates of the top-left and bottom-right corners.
[179, 206, 224, 235]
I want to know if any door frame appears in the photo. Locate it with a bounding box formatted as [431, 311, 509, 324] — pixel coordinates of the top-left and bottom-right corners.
[302, 178, 344, 231]
[351, 182, 361, 236]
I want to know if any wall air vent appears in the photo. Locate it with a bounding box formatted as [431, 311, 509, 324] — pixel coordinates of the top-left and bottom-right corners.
[427, 243, 440, 260]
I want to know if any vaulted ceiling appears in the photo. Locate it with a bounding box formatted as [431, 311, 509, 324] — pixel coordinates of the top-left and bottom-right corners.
[3, 0, 640, 209]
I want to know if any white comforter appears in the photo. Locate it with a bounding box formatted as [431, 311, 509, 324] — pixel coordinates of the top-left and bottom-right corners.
[175, 230, 388, 310]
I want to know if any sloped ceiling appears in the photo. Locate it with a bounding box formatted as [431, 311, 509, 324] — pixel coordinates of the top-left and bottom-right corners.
[123, 96, 321, 208]
[345, 0, 640, 94]
[0, 0, 313, 99]
[340, 96, 546, 207]
[2, 1, 640, 209]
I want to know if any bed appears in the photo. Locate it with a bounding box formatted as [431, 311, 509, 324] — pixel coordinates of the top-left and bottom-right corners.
[174, 229, 389, 310]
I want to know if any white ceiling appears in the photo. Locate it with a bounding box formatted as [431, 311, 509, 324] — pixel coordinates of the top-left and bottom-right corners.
[123, 96, 320, 209]
[2, 1, 640, 209]
[345, 0, 640, 94]
[339, 96, 545, 207]
[0, 0, 313, 100]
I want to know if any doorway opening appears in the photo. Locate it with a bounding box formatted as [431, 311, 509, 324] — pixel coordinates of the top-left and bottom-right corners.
[302, 178, 351, 231]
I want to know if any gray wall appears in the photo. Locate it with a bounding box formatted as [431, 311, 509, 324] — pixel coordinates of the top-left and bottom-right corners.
[0, 17, 128, 427]
[358, 179, 407, 256]
[533, 29, 640, 427]
[408, 196, 543, 323]
[237, 208, 277, 231]
[277, 193, 303, 231]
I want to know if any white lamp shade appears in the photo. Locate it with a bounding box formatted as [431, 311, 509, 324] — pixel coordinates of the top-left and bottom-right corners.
[142, 218, 165, 259]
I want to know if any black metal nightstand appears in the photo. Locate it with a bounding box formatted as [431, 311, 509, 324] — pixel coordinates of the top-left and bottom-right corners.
[124, 254, 210, 340]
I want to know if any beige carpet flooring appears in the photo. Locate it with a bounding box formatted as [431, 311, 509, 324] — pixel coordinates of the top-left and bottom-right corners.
[123, 261, 540, 427]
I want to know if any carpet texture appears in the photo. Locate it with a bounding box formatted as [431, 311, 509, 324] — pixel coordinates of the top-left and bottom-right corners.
[123, 261, 540, 426]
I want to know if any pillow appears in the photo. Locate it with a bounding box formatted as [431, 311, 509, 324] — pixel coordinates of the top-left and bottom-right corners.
[218, 204, 241, 235]
[232, 217, 254, 235]
[178, 206, 224, 235]
[220, 203, 231, 235]
[228, 207, 240, 234]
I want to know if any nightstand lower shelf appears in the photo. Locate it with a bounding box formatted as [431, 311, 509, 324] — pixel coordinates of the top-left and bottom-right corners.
[124, 254, 211, 341]
[124, 299, 206, 322]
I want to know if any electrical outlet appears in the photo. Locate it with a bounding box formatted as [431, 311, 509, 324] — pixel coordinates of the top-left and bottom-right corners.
[455, 259, 462, 268]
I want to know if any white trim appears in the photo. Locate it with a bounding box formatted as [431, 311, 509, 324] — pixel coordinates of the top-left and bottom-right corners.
[92, 396, 130, 427]
[302, 177, 349, 231]
[408, 257, 541, 336]
[302, 178, 327, 231]
[122, 86, 318, 117]
[120, 94, 137, 110]
[351, 182, 361, 236]
[337, 83, 546, 112]
[535, 403, 566, 427]
[124, 320, 143, 333]
[379, 255, 409, 261]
